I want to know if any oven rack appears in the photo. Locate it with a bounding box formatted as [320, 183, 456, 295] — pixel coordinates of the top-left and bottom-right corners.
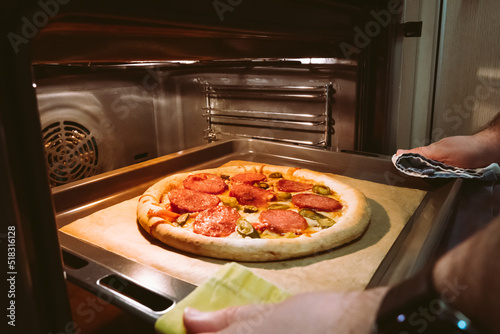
[203, 84, 335, 148]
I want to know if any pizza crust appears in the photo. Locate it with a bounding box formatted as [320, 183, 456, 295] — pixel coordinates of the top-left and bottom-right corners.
[137, 164, 371, 261]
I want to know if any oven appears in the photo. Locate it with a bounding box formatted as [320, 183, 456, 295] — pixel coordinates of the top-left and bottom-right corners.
[2, 1, 482, 333]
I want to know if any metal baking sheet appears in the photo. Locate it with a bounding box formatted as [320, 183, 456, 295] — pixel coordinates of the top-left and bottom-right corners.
[54, 139, 461, 322]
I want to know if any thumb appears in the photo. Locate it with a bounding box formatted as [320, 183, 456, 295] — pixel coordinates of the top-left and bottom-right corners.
[183, 305, 268, 334]
[183, 307, 226, 333]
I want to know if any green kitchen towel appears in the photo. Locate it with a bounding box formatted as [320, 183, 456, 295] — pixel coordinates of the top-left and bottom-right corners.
[155, 262, 292, 334]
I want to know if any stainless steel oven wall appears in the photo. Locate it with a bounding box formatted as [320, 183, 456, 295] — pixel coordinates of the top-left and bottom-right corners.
[156, 62, 358, 156]
[35, 69, 159, 186]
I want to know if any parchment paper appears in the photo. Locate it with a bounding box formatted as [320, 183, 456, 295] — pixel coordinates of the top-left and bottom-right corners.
[60, 161, 427, 294]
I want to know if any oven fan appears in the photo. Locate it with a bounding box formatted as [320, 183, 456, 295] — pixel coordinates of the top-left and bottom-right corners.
[42, 120, 99, 187]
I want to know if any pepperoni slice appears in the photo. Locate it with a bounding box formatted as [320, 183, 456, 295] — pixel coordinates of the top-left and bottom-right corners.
[257, 209, 308, 234]
[229, 184, 274, 207]
[193, 206, 240, 237]
[168, 188, 220, 213]
[231, 172, 267, 185]
[292, 193, 342, 212]
[276, 179, 313, 192]
[183, 173, 227, 194]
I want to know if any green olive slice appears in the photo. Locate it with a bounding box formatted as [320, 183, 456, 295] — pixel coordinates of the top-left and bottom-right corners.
[269, 172, 283, 178]
[312, 184, 331, 196]
[236, 218, 260, 238]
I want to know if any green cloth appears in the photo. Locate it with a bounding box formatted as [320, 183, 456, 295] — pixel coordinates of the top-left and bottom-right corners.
[155, 262, 292, 334]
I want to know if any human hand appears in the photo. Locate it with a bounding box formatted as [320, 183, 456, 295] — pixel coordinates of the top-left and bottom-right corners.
[183, 287, 388, 334]
[396, 131, 500, 169]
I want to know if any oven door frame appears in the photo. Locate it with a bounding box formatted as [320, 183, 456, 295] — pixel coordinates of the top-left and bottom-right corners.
[1, 0, 404, 331]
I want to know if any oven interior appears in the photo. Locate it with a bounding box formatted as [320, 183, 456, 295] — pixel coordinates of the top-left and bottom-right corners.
[34, 60, 359, 186]
[30, 0, 400, 186]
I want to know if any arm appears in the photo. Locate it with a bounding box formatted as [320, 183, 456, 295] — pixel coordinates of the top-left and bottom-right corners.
[432, 214, 500, 334]
[183, 216, 500, 334]
[397, 112, 500, 168]
[183, 287, 388, 334]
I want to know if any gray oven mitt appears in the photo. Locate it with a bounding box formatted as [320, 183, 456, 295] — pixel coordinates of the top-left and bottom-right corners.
[392, 153, 500, 181]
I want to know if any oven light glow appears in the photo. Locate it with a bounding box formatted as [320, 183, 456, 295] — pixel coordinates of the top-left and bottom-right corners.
[174, 61, 197, 64]
[285, 58, 356, 65]
[127, 60, 197, 65]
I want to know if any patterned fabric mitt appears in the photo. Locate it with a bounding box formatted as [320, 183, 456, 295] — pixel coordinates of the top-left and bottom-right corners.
[392, 153, 500, 181]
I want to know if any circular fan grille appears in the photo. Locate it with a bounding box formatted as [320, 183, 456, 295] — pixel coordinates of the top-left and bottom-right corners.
[42, 121, 99, 186]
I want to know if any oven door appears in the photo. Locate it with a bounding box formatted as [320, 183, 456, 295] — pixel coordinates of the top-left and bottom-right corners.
[1, 0, 409, 332]
[52, 139, 461, 322]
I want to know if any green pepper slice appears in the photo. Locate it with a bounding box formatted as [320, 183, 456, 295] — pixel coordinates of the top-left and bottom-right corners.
[221, 196, 239, 208]
[299, 209, 335, 228]
[243, 205, 259, 213]
[257, 182, 269, 189]
[176, 213, 190, 226]
[268, 203, 290, 210]
[236, 218, 260, 238]
[317, 216, 335, 228]
[275, 192, 292, 201]
[299, 208, 320, 220]
[312, 184, 331, 196]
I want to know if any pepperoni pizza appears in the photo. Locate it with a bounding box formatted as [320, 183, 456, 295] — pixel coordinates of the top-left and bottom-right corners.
[137, 164, 371, 261]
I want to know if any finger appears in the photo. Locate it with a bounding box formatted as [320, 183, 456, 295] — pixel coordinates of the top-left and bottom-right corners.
[183, 304, 270, 334]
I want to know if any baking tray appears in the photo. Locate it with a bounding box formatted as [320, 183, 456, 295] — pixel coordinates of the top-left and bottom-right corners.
[54, 139, 461, 323]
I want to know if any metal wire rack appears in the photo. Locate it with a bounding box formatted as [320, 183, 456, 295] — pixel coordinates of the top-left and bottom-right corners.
[202, 83, 335, 148]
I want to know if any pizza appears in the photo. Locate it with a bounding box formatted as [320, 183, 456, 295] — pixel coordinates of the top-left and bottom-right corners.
[136, 163, 371, 261]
